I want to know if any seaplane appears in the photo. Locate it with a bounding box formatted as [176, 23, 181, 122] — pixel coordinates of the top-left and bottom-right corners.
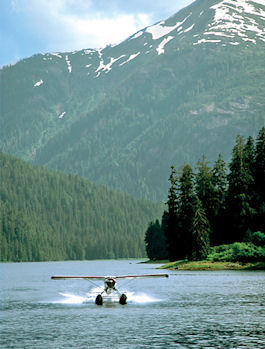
[51, 273, 169, 305]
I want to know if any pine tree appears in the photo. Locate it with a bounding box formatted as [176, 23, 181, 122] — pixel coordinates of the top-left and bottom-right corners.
[212, 154, 227, 212]
[192, 197, 210, 260]
[144, 219, 168, 260]
[243, 136, 256, 230]
[254, 127, 265, 233]
[161, 210, 169, 259]
[212, 154, 227, 244]
[195, 156, 215, 236]
[0, 152, 161, 262]
[178, 164, 196, 258]
[225, 135, 255, 242]
[164, 166, 179, 261]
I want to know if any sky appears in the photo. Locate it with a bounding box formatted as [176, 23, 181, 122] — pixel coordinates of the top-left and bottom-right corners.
[0, 0, 194, 68]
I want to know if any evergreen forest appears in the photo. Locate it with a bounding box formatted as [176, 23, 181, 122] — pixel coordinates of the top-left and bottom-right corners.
[0, 153, 162, 262]
[145, 127, 265, 263]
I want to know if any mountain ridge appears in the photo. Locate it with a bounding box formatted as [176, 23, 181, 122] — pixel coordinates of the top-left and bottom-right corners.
[1, 0, 265, 200]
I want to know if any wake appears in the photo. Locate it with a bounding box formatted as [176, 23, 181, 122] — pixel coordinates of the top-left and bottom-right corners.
[52, 288, 161, 305]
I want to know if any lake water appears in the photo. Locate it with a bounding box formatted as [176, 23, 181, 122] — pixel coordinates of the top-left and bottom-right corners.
[1, 260, 265, 348]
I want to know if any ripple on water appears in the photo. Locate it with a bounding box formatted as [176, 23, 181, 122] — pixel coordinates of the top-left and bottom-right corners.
[1, 261, 265, 348]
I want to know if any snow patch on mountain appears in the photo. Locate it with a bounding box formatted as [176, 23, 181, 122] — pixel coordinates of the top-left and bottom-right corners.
[146, 14, 190, 40]
[251, 0, 265, 5]
[208, 0, 265, 43]
[59, 112, 66, 119]
[184, 24, 195, 33]
[83, 49, 96, 55]
[97, 49, 103, 59]
[37, 0, 265, 75]
[156, 36, 174, 55]
[34, 80, 43, 87]
[211, 0, 265, 22]
[204, 31, 234, 38]
[191, 0, 265, 46]
[95, 55, 126, 77]
[65, 55, 72, 73]
[51, 53, 62, 59]
[120, 52, 140, 66]
[194, 38, 221, 45]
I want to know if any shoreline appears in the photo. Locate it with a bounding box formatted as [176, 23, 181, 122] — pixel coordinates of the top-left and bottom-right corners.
[143, 260, 265, 270]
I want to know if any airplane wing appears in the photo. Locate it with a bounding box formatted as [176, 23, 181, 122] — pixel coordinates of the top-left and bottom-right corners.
[115, 274, 169, 279]
[51, 276, 106, 280]
[51, 274, 168, 280]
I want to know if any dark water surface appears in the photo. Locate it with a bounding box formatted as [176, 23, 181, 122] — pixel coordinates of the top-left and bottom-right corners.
[1, 260, 265, 348]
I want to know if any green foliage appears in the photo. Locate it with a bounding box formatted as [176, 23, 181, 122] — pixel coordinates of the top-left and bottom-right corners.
[0, 152, 162, 262]
[244, 231, 265, 247]
[207, 243, 265, 263]
[178, 164, 196, 258]
[192, 197, 210, 260]
[146, 127, 265, 263]
[225, 134, 257, 241]
[144, 220, 168, 261]
[195, 156, 216, 237]
[211, 154, 228, 244]
[0, 205, 37, 262]
[212, 154, 227, 209]
[164, 166, 179, 261]
[254, 127, 265, 233]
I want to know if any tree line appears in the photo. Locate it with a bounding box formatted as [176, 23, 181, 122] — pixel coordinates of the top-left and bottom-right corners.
[0, 152, 162, 262]
[145, 127, 265, 262]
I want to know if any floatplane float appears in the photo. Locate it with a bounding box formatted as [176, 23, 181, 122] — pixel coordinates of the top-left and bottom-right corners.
[51, 273, 169, 305]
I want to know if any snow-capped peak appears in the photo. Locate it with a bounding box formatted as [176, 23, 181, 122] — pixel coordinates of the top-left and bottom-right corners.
[39, 0, 265, 80]
[194, 0, 265, 45]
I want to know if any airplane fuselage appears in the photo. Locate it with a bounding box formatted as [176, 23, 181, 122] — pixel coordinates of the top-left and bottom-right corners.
[104, 277, 117, 294]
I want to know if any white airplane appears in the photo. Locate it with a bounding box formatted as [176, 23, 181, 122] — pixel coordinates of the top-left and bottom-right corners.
[51, 273, 169, 305]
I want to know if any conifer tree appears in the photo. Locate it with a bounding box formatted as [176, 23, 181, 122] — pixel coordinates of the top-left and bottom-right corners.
[192, 197, 210, 260]
[144, 219, 168, 260]
[212, 154, 227, 244]
[195, 156, 215, 235]
[161, 210, 169, 259]
[161, 211, 169, 236]
[226, 135, 255, 242]
[178, 164, 195, 258]
[165, 166, 179, 261]
[0, 152, 160, 262]
[212, 154, 227, 211]
[254, 127, 265, 233]
[243, 136, 256, 229]
[244, 136, 255, 171]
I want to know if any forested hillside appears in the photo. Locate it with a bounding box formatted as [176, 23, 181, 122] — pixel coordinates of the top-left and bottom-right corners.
[1, 0, 265, 200]
[145, 127, 265, 262]
[0, 153, 162, 262]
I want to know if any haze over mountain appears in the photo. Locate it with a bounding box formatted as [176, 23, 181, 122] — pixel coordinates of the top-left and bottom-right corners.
[0, 152, 162, 261]
[1, 0, 265, 200]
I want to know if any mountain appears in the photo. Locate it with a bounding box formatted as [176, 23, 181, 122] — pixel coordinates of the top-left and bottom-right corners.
[1, 0, 265, 200]
[0, 152, 162, 261]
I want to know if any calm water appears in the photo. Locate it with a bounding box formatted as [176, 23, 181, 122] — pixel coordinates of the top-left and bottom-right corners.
[1, 260, 265, 348]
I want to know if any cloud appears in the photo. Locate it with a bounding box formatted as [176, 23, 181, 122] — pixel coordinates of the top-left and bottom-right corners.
[9, 0, 152, 52]
[1, 0, 194, 66]
[70, 14, 150, 47]
[50, 11, 151, 49]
